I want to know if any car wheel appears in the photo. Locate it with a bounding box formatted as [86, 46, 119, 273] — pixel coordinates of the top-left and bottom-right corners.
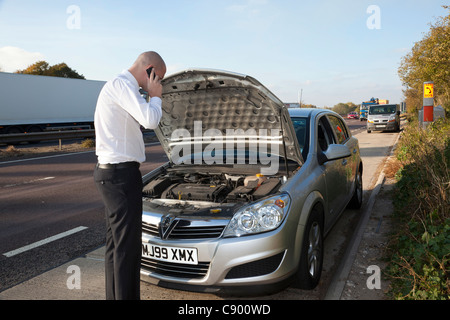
[367, 129, 371, 133]
[292, 206, 323, 290]
[348, 166, 363, 209]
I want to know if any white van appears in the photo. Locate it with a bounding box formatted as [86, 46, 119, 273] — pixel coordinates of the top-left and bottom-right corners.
[367, 104, 400, 133]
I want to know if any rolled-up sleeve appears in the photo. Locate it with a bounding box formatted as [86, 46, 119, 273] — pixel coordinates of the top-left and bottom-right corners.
[117, 79, 162, 129]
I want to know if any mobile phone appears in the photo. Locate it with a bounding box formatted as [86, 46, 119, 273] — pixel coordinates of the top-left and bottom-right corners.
[146, 67, 154, 79]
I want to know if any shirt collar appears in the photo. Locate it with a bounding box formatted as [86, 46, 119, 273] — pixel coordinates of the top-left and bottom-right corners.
[121, 69, 139, 89]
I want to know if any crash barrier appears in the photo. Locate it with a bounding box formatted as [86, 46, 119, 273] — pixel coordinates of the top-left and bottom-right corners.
[0, 129, 95, 144]
[0, 129, 155, 146]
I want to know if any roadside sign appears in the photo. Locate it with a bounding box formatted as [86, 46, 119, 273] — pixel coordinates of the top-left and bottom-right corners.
[423, 81, 434, 126]
[424, 83, 434, 98]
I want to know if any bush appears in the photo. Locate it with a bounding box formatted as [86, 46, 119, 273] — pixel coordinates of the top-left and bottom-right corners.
[386, 118, 449, 300]
[80, 138, 95, 148]
[3, 145, 23, 157]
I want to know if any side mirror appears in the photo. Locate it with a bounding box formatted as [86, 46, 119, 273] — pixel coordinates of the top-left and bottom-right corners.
[318, 144, 351, 165]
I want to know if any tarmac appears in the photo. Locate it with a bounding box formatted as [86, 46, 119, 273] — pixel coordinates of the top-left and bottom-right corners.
[0, 129, 399, 301]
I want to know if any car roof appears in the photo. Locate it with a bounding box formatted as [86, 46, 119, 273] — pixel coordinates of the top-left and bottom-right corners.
[288, 108, 331, 118]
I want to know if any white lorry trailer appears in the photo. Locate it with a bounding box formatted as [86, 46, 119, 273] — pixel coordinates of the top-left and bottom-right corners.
[0, 72, 105, 134]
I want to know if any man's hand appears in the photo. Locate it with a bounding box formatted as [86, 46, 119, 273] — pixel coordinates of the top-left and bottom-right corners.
[146, 68, 162, 99]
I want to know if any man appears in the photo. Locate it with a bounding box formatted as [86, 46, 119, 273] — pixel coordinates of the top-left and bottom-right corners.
[94, 51, 166, 300]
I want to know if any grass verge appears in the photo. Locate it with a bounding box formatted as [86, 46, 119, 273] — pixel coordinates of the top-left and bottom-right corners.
[386, 117, 449, 299]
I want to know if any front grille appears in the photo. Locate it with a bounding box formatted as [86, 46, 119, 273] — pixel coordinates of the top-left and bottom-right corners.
[141, 257, 210, 279]
[142, 221, 158, 237]
[169, 225, 225, 239]
[142, 221, 226, 240]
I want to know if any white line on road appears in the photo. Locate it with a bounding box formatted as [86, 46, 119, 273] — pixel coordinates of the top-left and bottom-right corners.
[0, 142, 160, 165]
[0, 151, 95, 165]
[3, 176, 55, 188]
[3, 226, 88, 258]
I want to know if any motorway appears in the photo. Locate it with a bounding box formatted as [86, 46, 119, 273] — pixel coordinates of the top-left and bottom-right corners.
[0, 119, 398, 298]
[0, 142, 167, 291]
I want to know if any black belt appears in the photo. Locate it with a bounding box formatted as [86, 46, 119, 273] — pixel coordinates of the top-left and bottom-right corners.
[96, 162, 140, 169]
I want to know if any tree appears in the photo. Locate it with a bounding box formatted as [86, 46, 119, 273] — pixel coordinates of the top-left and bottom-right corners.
[17, 61, 50, 76]
[401, 87, 422, 113]
[48, 63, 85, 79]
[398, 6, 450, 113]
[15, 61, 85, 79]
[332, 102, 357, 115]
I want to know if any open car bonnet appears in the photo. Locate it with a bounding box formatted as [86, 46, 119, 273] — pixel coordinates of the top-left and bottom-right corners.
[154, 69, 303, 170]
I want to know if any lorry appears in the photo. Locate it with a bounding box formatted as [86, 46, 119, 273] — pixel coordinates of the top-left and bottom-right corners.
[359, 97, 379, 121]
[0, 72, 105, 134]
[367, 104, 400, 133]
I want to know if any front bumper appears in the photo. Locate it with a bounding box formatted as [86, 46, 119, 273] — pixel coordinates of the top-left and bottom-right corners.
[140, 217, 299, 292]
[367, 121, 396, 131]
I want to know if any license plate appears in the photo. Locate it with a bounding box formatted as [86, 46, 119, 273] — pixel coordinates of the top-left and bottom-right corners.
[376, 125, 386, 128]
[142, 243, 198, 265]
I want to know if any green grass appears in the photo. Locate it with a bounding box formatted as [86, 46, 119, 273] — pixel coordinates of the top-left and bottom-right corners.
[386, 117, 449, 300]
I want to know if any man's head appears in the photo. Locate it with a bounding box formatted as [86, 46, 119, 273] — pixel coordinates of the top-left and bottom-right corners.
[129, 51, 166, 88]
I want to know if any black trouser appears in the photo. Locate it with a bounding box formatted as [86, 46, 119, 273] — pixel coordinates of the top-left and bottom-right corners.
[94, 162, 143, 300]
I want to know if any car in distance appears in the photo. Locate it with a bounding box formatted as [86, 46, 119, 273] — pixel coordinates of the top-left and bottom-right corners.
[140, 69, 363, 294]
[347, 111, 359, 119]
[367, 104, 400, 133]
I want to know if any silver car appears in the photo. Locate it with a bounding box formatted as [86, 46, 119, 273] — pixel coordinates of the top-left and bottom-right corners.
[140, 69, 363, 294]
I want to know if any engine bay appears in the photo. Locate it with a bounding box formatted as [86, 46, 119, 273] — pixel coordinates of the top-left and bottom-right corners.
[143, 170, 282, 204]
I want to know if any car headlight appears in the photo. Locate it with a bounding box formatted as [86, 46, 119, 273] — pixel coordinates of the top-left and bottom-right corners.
[223, 194, 290, 238]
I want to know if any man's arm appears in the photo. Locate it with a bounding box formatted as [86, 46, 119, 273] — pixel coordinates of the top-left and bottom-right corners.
[117, 80, 162, 129]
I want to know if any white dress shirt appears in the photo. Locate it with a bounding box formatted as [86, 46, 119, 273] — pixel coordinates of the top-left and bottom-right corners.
[94, 70, 162, 164]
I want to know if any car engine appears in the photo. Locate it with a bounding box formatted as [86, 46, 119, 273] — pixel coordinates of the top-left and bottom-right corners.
[143, 171, 282, 204]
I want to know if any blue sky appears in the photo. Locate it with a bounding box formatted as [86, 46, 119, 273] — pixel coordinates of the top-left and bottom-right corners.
[0, 0, 448, 107]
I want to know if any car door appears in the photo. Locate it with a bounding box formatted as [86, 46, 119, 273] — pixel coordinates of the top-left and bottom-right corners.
[316, 115, 348, 223]
[327, 115, 356, 203]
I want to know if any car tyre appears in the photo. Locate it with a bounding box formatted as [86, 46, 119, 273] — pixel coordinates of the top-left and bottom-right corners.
[347, 166, 363, 209]
[292, 206, 323, 290]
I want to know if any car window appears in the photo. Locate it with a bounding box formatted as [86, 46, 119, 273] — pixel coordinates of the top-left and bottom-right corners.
[328, 115, 348, 144]
[291, 117, 309, 160]
[317, 116, 335, 152]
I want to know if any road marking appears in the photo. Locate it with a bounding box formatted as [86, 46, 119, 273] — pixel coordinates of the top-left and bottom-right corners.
[3, 176, 55, 188]
[0, 151, 95, 165]
[3, 226, 88, 258]
[0, 142, 160, 166]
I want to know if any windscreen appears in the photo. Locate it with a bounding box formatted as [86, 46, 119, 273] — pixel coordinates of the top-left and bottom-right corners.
[369, 105, 396, 115]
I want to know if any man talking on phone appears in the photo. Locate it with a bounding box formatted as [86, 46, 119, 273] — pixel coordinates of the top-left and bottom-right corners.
[94, 51, 166, 300]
